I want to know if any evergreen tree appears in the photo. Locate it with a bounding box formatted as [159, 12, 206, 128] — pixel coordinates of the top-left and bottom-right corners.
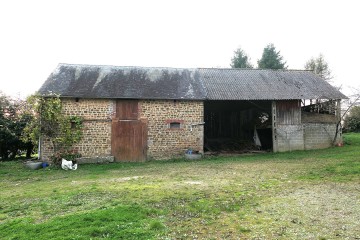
[257, 43, 287, 69]
[230, 47, 253, 68]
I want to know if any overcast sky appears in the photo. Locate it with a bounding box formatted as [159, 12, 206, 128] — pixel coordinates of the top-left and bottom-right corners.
[1, 0, 359, 99]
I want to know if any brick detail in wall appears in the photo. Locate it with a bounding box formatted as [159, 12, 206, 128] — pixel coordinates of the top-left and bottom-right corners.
[40, 98, 115, 161]
[140, 100, 204, 160]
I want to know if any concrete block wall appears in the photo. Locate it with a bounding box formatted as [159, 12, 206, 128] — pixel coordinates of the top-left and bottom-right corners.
[275, 125, 304, 152]
[275, 123, 341, 152]
[140, 100, 204, 160]
[40, 98, 114, 161]
[304, 123, 340, 150]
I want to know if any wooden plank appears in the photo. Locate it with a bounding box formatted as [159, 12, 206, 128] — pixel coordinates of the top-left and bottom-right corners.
[301, 112, 337, 123]
[111, 120, 147, 162]
[115, 100, 138, 120]
[112, 100, 147, 162]
[276, 100, 301, 125]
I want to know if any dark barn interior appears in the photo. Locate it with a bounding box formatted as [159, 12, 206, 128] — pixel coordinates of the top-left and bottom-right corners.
[204, 100, 273, 153]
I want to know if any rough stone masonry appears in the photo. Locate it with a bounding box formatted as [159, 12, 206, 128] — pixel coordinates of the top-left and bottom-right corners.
[41, 98, 204, 161]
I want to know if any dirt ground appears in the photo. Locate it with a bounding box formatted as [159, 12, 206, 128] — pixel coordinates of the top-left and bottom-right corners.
[248, 183, 360, 239]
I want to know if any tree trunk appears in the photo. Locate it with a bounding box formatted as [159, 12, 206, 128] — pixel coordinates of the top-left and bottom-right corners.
[26, 143, 33, 158]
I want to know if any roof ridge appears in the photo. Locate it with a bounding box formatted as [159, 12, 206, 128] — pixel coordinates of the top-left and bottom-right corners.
[198, 67, 312, 72]
[58, 63, 197, 71]
[59, 63, 312, 72]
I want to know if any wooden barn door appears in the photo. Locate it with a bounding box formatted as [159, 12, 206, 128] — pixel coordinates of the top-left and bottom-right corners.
[111, 100, 147, 162]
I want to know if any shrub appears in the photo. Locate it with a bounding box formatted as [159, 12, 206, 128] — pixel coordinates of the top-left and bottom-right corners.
[0, 92, 34, 160]
[25, 94, 83, 162]
[344, 106, 360, 132]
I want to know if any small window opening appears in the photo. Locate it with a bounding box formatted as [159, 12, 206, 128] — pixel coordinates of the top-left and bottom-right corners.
[75, 98, 80, 102]
[71, 121, 76, 129]
[170, 122, 181, 129]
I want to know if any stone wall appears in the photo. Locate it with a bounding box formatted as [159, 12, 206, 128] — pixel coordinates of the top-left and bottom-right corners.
[140, 100, 204, 160]
[40, 98, 114, 161]
[40, 137, 54, 161]
[41, 98, 204, 161]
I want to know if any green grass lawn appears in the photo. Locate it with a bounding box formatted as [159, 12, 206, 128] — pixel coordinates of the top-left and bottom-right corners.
[1, 133, 360, 239]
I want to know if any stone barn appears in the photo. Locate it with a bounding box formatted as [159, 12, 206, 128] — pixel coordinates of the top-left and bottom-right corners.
[38, 63, 347, 162]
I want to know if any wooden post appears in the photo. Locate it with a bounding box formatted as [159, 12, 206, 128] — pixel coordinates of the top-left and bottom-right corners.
[332, 99, 342, 145]
[336, 99, 341, 121]
[272, 101, 277, 152]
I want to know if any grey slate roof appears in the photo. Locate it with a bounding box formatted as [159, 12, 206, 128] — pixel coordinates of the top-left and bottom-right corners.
[38, 63, 347, 100]
[39, 64, 205, 100]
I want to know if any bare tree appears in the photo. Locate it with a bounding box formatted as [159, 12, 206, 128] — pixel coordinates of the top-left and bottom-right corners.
[305, 54, 333, 82]
[333, 90, 360, 144]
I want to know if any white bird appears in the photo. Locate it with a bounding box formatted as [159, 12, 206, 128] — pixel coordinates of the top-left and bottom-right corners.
[61, 158, 78, 170]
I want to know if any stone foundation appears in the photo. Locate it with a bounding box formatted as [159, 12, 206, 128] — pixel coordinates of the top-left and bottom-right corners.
[76, 156, 114, 164]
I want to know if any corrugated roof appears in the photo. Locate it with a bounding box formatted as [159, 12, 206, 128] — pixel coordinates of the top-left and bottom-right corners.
[38, 63, 347, 100]
[199, 68, 347, 100]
